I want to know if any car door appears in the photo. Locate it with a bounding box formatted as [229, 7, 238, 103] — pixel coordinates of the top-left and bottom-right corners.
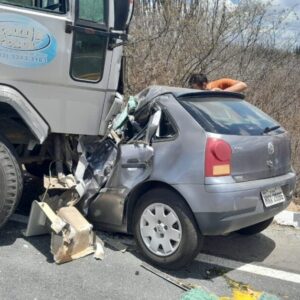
[88, 143, 154, 227]
[87, 110, 163, 227]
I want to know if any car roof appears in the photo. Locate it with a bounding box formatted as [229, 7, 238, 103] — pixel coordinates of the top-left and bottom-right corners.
[135, 85, 245, 110]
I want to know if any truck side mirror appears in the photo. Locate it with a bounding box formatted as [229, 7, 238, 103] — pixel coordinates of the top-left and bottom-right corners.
[145, 110, 162, 145]
[114, 0, 134, 32]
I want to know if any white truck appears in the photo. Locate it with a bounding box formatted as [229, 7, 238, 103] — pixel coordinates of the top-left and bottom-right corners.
[0, 0, 133, 227]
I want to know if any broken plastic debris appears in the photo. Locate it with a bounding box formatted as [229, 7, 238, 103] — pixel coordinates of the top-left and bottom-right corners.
[94, 237, 105, 260]
[181, 288, 280, 300]
[25, 201, 104, 264]
[112, 96, 137, 130]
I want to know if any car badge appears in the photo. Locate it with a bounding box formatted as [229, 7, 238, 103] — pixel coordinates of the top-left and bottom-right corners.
[268, 142, 275, 155]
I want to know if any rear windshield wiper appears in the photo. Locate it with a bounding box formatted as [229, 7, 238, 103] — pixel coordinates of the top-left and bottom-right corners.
[262, 125, 280, 134]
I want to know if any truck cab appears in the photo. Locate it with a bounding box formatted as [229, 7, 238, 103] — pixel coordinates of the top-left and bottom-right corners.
[0, 0, 133, 228]
[0, 0, 132, 139]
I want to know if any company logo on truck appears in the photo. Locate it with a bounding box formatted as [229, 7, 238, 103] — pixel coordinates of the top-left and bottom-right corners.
[0, 13, 57, 68]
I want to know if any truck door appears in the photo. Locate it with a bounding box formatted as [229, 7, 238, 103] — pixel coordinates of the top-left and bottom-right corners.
[0, 0, 114, 136]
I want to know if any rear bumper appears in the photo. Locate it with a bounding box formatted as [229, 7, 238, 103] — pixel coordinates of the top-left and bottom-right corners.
[173, 172, 296, 235]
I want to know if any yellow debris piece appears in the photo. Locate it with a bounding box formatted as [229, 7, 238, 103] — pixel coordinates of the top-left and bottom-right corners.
[220, 276, 263, 300]
[220, 289, 263, 300]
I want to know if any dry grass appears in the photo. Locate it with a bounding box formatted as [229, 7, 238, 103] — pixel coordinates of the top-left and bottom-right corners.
[126, 0, 300, 198]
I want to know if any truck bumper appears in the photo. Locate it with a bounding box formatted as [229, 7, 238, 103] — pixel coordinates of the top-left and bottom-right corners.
[173, 172, 296, 235]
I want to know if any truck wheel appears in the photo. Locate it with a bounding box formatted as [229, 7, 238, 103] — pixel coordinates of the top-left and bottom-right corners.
[133, 188, 202, 270]
[237, 217, 274, 235]
[0, 136, 23, 228]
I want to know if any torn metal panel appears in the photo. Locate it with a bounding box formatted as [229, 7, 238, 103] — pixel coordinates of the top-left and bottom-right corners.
[25, 201, 66, 237]
[87, 109, 163, 229]
[108, 143, 154, 188]
[112, 96, 137, 131]
[73, 137, 118, 215]
[25, 201, 104, 264]
[52, 206, 96, 264]
[88, 143, 154, 227]
[44, 175, 76, 190]
[25, 201, 52, 237]
[88, 188, 127, 227]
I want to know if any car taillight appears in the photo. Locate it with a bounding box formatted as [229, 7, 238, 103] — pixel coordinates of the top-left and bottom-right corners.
[205, 138, 232, 177]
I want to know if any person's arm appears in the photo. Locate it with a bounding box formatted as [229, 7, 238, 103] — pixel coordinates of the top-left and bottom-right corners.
[224, 81, 247, 92]
[208, 78, 247, 92]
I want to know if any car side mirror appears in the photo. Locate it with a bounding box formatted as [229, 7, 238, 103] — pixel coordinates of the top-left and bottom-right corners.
[145, 110, 162, 145]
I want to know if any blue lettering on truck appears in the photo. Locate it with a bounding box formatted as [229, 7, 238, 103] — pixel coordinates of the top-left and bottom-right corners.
[0, 13, 57, 68]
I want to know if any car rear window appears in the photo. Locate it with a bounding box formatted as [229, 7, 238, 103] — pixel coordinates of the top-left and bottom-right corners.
[179, 97, 282, 136]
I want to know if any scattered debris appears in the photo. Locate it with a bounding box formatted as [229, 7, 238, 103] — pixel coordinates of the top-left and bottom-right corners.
[94, 237, 105, 260]
[274, 211, 300, 229]
[141, 263, 200, 291]
[180, 276, 280, 300]
[95, 231, 137, 255]
[25, 201, 104, 264]
[140, 262, 281, 300]
[181, 288, 219, 300]
[222, 276, 280, 300]
[97, 233, 129, 253]
[44, 175, 76, 190]
[205, 267, 228, 280]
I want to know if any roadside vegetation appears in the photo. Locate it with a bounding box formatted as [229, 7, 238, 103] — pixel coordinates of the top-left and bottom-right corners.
[125, 0, 300, 199]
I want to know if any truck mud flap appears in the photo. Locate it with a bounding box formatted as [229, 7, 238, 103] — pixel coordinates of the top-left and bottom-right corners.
[25, 201, 104, 264]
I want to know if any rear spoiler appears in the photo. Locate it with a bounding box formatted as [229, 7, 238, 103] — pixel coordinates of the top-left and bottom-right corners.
[177, 91, 245, 100]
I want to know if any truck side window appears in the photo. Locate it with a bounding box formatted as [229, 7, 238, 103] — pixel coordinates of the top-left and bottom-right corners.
[0, 0, 67, 13]
[71, 0, 107, 82]
[71, 33, 107, 82]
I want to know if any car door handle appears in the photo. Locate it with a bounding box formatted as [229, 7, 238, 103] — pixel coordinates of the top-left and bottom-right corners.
[122, 159, 147, 169]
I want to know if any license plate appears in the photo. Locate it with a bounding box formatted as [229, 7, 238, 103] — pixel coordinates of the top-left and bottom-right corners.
[261, 187, 285, 208]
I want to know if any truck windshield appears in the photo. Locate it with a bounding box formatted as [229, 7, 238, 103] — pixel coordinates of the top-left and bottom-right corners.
[179, 97, 282, 136]
[78, 0, 106, 25]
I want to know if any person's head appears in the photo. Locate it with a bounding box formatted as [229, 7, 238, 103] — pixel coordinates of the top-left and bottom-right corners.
[188, 73, 208, 90]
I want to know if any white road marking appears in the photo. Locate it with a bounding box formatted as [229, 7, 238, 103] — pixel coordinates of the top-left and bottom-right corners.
[197, 253, 300, 284]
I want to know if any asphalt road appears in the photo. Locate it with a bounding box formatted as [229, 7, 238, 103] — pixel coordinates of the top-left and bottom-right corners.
[0, 177, 300, 300]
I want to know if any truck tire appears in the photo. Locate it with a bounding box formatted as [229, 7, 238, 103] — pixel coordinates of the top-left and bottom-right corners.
[0, 136, 23, 228]
[237, 217, 274, 235]
[133, 188, 202, 270]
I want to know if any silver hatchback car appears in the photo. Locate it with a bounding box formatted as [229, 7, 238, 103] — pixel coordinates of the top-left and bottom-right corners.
[87, 86, 296, 269]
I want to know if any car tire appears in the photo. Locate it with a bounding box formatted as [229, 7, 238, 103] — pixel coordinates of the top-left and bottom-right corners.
[237, 217, 274, 235]
[0, 136, 23, 228]
[133, 188, 202, 270]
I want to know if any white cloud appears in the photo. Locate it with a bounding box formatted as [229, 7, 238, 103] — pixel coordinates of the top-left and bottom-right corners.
[231, 0, 300, 45]
[269, 0, 300, 44]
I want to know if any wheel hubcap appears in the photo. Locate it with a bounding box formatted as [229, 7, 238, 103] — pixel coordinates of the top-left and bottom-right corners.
[140, 203, 182, 257]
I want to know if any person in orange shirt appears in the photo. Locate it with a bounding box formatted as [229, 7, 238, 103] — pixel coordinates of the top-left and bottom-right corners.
[188, 73, 247, 92]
